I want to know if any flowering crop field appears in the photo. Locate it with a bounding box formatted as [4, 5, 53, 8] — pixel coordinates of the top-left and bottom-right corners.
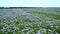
[0, 7, 60, 34]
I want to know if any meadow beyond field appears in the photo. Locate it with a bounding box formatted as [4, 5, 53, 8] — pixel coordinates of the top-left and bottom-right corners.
[0, 7, 60, 34]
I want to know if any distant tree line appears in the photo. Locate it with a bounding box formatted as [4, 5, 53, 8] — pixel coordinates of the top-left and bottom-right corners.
[0, 7, 33, 9]
[0, 7, 9, 9]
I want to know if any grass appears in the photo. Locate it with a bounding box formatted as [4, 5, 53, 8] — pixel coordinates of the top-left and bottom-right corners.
[27, 11, 60, 20]
[0, 8, 60, 34]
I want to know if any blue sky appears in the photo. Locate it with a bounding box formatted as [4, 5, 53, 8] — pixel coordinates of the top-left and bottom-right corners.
[0, 0, 60, 7]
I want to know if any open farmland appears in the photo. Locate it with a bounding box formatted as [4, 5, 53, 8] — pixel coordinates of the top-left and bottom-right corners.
[0, 7, 60, 34]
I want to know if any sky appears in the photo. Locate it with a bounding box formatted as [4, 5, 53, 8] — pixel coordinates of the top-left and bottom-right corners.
[0, 0, 60, 7]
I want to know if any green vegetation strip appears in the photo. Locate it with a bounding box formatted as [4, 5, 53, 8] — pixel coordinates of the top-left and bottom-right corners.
[28, 11, 60, 20]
